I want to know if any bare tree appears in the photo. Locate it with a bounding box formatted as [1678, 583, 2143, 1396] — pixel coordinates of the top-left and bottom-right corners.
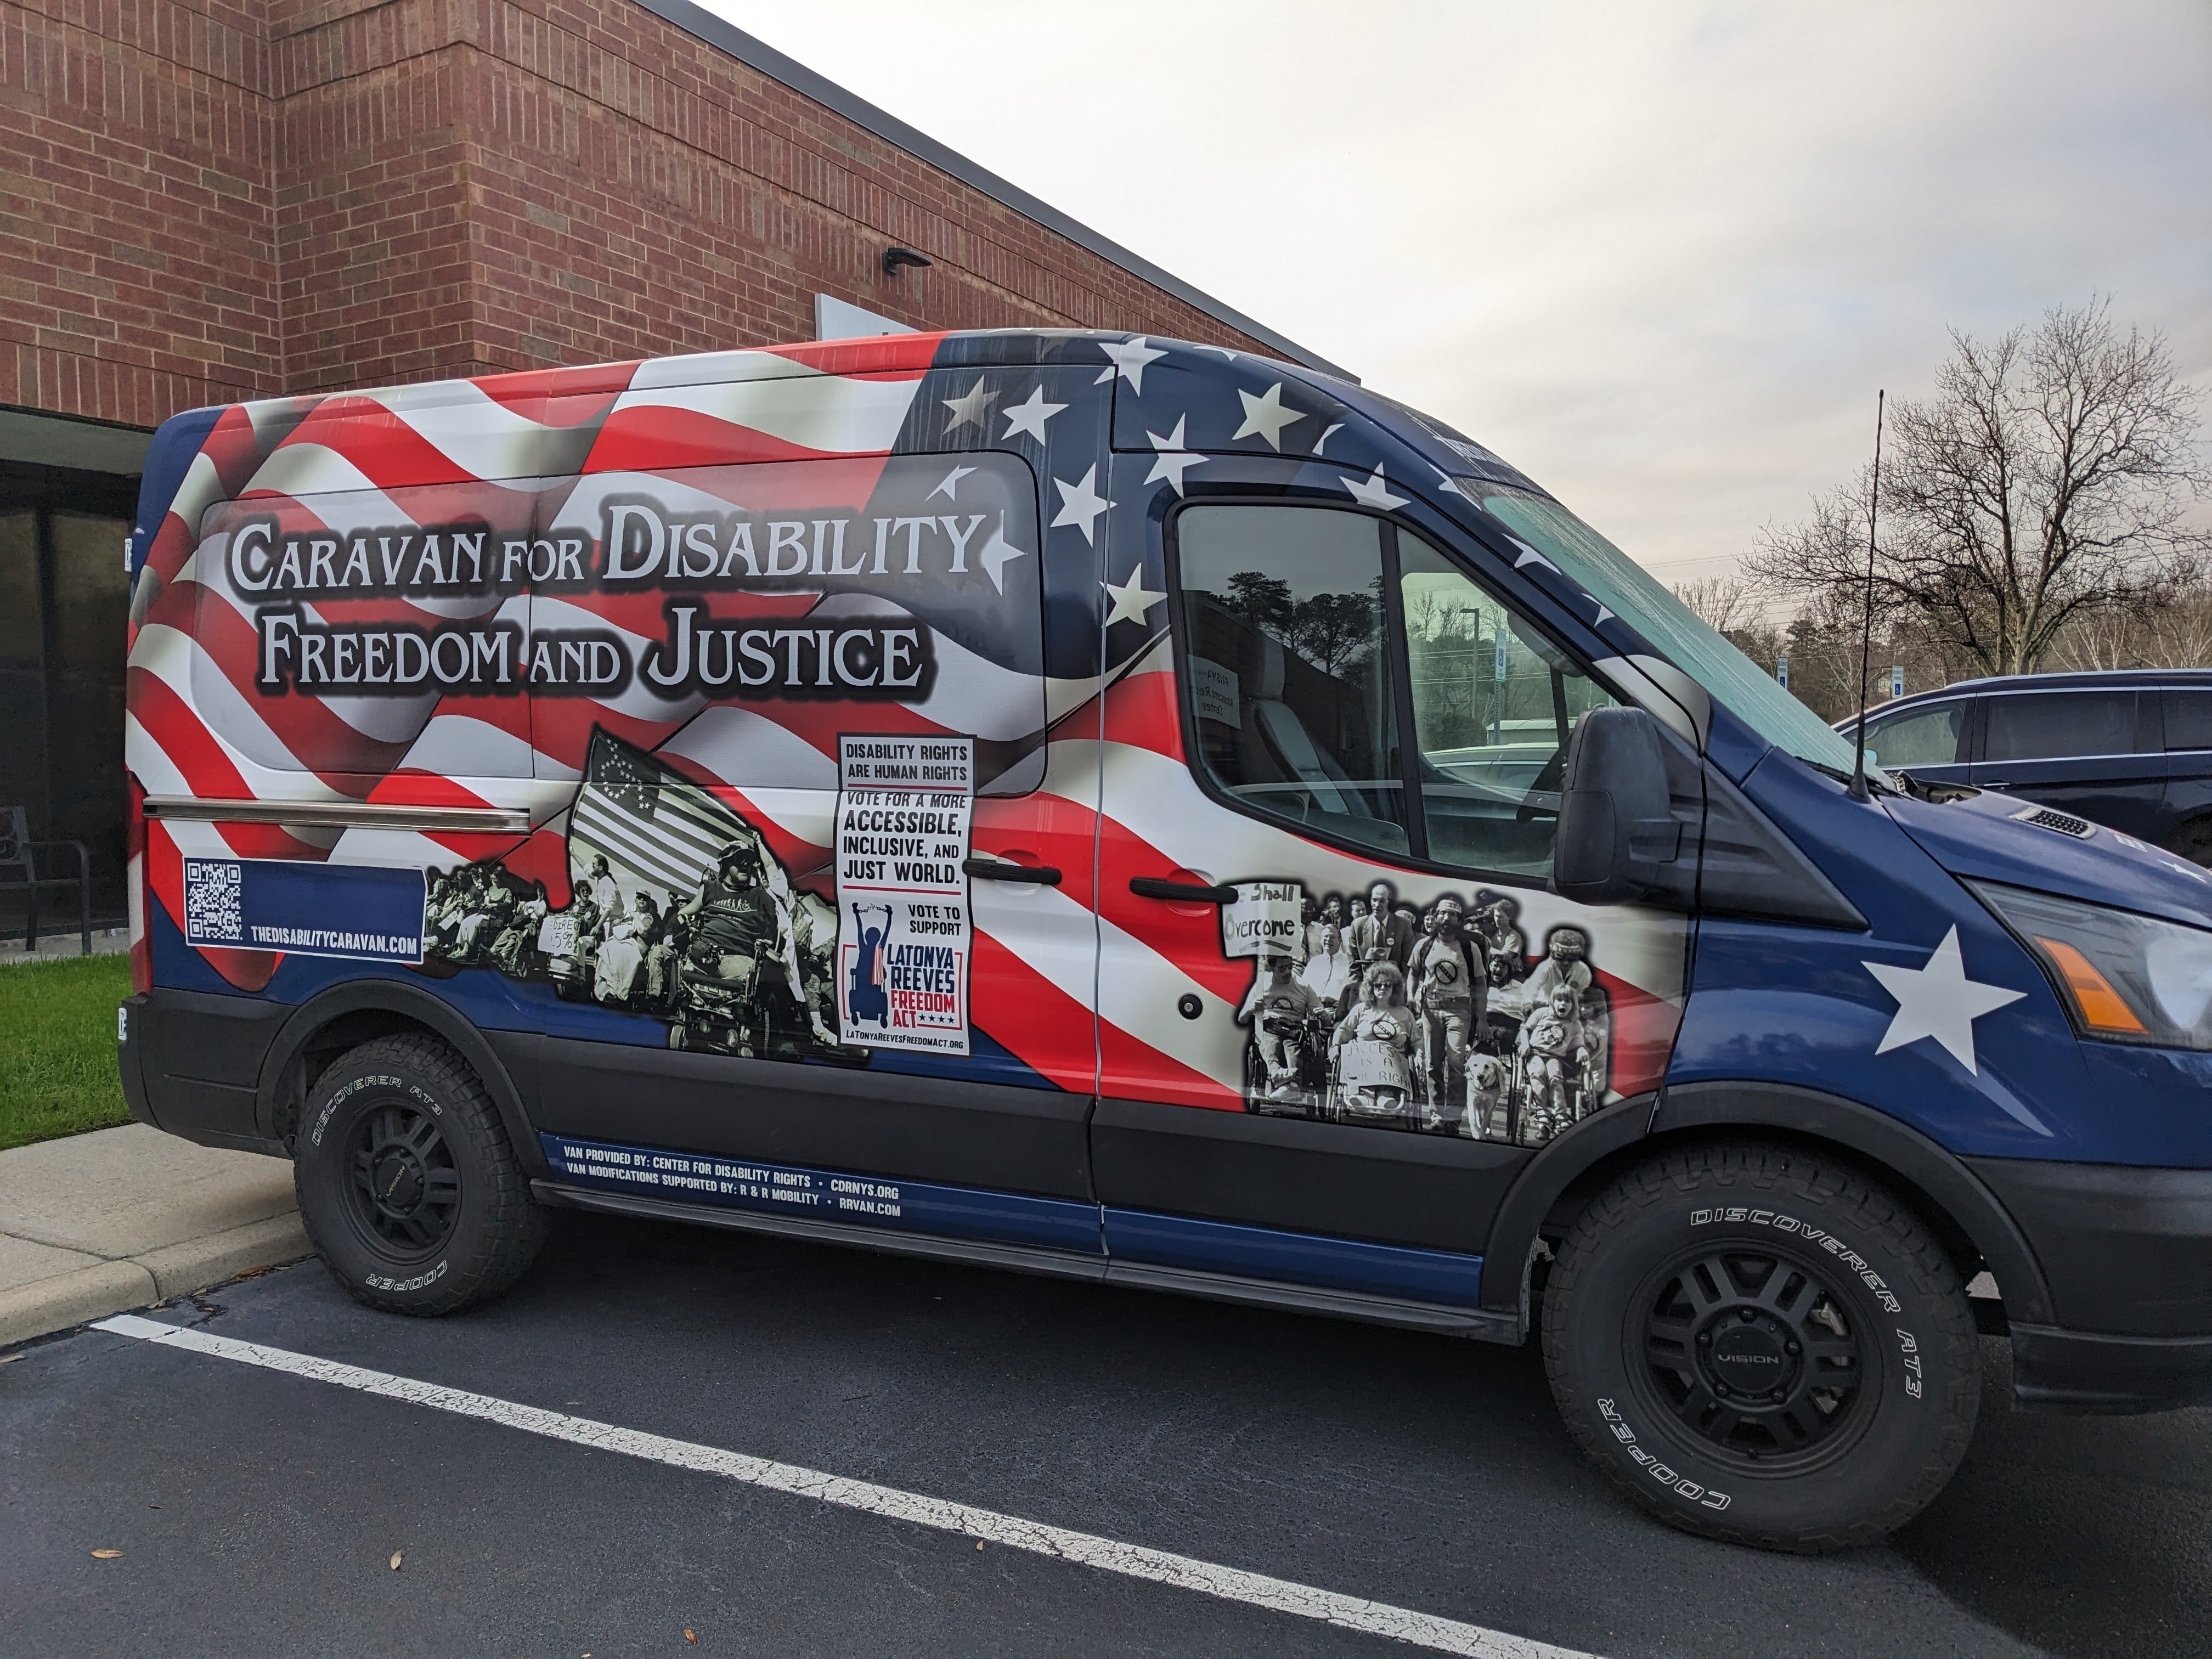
[1750, 300, 2208, 677]
[1672, 574, 1759, 635]
[2047, 557, 2212, 672]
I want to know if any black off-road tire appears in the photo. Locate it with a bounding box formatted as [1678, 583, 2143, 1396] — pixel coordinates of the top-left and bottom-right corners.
[295, 1034, 548, 1316]
[1543, 1141, 1979, 1553]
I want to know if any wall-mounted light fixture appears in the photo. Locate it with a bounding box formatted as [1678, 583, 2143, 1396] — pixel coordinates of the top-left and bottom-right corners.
[882, 247, 933, 277]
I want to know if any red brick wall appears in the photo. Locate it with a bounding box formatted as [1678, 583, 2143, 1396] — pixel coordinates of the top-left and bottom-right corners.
[0, 0, 282, 427]
[2, 0, 1277, 430]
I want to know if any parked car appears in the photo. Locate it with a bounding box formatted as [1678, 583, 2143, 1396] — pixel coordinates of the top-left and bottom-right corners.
[119, 330, 2212, 1555]
[1838, 670, 2212, 864]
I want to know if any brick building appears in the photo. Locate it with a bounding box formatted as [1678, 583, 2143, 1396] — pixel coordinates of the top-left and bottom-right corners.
[0, 0, 1334, 920]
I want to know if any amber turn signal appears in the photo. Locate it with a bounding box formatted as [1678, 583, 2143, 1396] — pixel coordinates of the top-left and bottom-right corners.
[2033, 937, 2149, 1035]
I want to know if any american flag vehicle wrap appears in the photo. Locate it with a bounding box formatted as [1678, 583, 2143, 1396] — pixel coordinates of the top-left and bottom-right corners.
[126, 329, 1695, 1143]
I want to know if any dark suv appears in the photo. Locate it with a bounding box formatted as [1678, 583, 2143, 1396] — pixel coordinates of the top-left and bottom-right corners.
[1838, 669, 2212, 864]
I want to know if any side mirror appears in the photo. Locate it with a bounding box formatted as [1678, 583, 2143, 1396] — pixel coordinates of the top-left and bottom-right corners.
[1554, 706, 1681, 905]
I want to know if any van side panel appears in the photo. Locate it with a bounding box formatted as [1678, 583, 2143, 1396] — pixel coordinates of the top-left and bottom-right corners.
[128, 340, 1126, 1207]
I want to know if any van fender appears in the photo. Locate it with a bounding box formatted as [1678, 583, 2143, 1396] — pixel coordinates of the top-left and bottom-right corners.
[1477, 1094, 1659, 1330]
[1479, 1080, 2056, 1329]
[253, 981, 546, 1179]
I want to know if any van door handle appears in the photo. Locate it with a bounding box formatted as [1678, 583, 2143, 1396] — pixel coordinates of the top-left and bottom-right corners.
[962, 857, 1062, 885]
[1129, 876, 1237, 904]
[1980, 778, 2009, 789]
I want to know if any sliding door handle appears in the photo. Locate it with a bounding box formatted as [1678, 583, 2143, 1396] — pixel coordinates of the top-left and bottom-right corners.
[962, 857, 1062, 885]
[1129, 876, 1237, 904]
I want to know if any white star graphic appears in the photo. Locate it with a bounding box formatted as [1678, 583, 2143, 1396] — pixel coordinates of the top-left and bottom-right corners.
[942, 377, 998, 433]
[1103, 566, 1166, 628]
[928, 465, 976, 501]
[1000, 385, 1068, 444]
[1582, 592, 1616, 627]
[1145, 416, 1204, 495]
[978, 514, 1030, 594]
[1428, 462, 1473, 502]
[1094, 336, 1166, 393]
[1507, 535, 1560, 573]
[1233, 382, 1307, 451]
[1339, 464, 1408, 511]
[1051, 465, 1115, 545]
[1861, 926, 2025, 1075]
[1314, 421, 1344, 456]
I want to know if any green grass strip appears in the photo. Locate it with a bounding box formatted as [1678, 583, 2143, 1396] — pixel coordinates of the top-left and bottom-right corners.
[1, 953, 134, 1151]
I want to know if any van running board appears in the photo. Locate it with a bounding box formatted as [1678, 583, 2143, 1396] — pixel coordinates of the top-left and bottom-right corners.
[532, 1180, 1524, 1345]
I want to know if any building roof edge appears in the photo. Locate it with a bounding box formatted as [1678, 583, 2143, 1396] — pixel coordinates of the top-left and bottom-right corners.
[630, 0, 1356, 382]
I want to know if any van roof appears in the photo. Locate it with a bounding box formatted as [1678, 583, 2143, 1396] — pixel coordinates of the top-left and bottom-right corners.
[133, 329, 1551, 569]
[191, 329, 1339, 421]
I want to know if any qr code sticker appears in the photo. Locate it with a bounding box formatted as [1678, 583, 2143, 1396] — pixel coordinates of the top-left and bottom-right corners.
[184, 859, 244, 943]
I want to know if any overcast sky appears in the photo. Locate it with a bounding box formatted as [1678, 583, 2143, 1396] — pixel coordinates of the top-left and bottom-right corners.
[708, 1, 2211, 589]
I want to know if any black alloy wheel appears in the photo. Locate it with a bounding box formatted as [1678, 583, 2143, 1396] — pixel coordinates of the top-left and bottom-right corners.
[1635, 1246, 1868, 1466]
[346, 1101, 461, 1258]
[295, 1033, 546, 1316]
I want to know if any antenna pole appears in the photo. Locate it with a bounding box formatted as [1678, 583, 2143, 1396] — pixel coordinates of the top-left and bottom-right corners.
[1848, 389, 1886, 802]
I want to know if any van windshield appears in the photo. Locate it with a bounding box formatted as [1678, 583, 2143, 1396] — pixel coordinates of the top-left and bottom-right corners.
[1470, 486, 1860, 774]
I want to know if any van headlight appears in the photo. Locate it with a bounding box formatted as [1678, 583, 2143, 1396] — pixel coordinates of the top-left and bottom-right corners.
[1971, 881, 2212, 1049]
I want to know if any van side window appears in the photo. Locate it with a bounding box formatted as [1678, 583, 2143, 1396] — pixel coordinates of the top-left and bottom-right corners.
[2164, 689, 2212, 752]
[1862, 701, 1965, 768]
[1167, 504, 1618, 875]
[1172, 506, 1409, 854]
[1397, 536, 1621, 874]
[1984, 692, 2138, 762]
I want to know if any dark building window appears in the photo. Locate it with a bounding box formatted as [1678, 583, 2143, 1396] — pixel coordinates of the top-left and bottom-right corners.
[1, 460, 137, 921]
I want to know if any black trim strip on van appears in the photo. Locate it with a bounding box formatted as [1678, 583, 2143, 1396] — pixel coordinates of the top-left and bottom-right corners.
[531, 1181, 1521, 1341]
[141, 797, 533, 834]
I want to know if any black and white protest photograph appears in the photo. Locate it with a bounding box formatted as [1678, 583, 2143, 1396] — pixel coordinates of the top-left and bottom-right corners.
[1233, 881, 1612, 1146]
[422, 729, 853, 1063]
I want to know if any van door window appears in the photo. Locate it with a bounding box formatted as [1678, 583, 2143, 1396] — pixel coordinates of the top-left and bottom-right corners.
[1861, 701, 1966, 769]
[1169, 505, 1622, 876]
[1172, 506, 1410, 855]
[1397, 538, 1621, 876]
[1985, 692, 2138, 762]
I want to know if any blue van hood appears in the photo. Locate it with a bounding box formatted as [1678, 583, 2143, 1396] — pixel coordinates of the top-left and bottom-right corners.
[1885, 788, 2212, 930]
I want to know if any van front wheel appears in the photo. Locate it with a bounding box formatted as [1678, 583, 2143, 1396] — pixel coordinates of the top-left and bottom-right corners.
[1542, 1141, 1979, 1552]
[295, 1034, 548, 1316]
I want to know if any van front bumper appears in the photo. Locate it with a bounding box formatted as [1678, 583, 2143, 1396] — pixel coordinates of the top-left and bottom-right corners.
[1968, 1155, 2212, 1413]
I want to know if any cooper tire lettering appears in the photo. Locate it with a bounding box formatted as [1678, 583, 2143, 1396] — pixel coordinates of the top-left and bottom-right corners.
[365, 1260, 449, 1293]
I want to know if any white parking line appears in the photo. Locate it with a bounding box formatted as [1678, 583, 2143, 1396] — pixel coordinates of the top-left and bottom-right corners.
[95, 1313, 1598, 1659]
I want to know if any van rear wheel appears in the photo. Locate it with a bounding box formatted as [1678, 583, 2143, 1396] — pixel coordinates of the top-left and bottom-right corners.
[1542, 1141, 1979, 1552]
[295, 1034, 547, 1316]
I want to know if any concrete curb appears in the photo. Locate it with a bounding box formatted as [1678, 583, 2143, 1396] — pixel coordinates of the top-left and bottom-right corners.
[0, 1259, 159, 1346]
[141, 1212, 313, 1301]
[0, 1219, 314, 1348]
[0, 1122, 316, 1348]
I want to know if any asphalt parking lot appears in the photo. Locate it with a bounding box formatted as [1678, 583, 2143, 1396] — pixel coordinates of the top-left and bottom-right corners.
[5, 1210, 2209, 1659]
